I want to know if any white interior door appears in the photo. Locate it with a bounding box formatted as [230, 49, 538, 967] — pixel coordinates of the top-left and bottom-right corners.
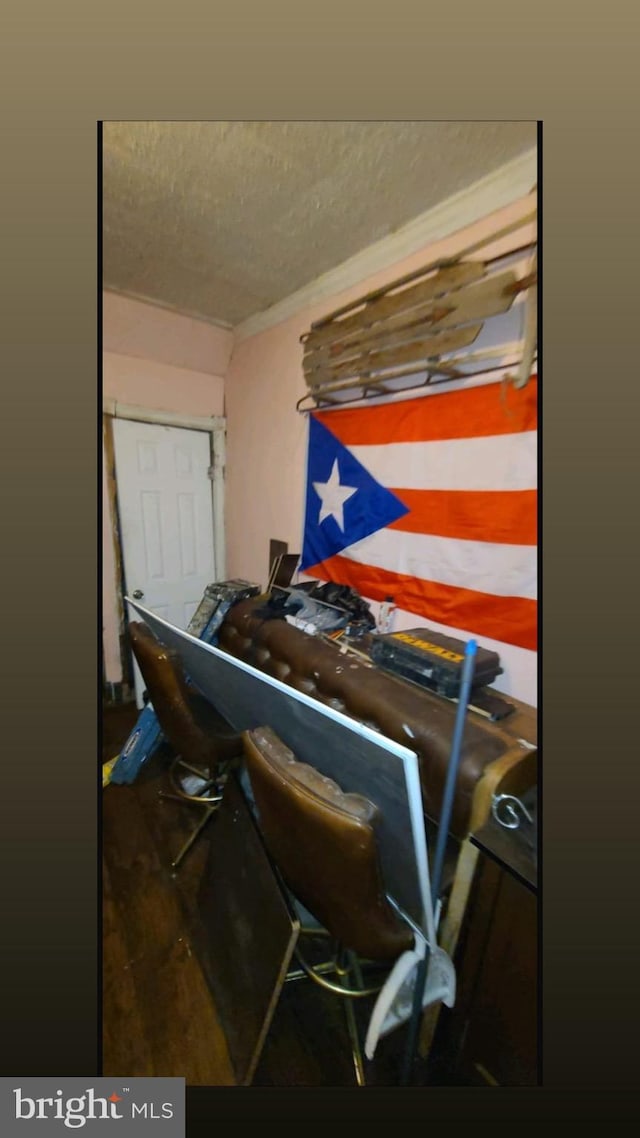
[112, 418, 217, 706]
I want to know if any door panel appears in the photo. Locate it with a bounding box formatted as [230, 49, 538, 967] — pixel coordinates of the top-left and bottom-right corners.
[113, 418, 217, 705]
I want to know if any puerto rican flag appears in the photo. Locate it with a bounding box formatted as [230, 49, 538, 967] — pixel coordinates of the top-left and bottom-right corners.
[300, 376, 538, 698]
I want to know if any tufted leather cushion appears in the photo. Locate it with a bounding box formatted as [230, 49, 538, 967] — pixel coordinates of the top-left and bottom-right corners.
[244, 723, 376, 823]
[243, 726, 414, 961]
[219, 599, 510, 838]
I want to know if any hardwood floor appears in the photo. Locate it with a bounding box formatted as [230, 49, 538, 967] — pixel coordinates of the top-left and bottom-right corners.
[101, 702, 426, 1087]
[102, 706, 235, 1083]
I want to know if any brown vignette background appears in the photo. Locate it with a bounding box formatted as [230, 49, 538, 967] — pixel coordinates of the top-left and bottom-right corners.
[1, 0, 638, 1124]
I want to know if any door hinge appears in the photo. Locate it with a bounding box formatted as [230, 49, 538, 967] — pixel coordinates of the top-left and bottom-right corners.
[207, 465, 221, 480]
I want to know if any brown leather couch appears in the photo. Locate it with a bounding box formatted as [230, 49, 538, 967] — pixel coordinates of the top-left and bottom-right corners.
[217, 597, 537, 842]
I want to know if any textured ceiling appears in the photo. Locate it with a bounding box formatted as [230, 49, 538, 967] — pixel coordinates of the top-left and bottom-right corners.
[102, 121, 536, 328]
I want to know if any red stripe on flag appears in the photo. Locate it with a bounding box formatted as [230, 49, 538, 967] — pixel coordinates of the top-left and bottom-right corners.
[306, 554, 537, 651]
[316, 375, 537, 445]
[388, 488, 537, 546]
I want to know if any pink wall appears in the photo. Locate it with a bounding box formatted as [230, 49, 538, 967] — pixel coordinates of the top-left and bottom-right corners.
[224, 192, 537, 705]
[102, 292, 233, 684]
[103, 291, 232, 377]
[104, 352, 225, 418]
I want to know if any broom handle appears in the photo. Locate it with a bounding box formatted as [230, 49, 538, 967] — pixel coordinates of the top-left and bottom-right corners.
[400, 638, 477, 1085]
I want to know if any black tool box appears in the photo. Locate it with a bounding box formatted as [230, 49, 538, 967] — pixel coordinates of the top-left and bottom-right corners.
[370, 627, 503, 699]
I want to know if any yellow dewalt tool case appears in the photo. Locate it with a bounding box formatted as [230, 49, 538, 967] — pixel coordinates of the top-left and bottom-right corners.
[370, 627, 503, 698]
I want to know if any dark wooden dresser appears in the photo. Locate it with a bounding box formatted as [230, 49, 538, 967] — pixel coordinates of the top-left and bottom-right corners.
[429, 788, 538, 1086]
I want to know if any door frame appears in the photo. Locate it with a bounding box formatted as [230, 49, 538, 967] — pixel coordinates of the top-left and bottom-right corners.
[102, 398, 226, 690]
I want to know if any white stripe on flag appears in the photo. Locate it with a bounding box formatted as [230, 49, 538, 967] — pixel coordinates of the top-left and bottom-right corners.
[340, 529, 538, 600]
[349, 431, 537, 492]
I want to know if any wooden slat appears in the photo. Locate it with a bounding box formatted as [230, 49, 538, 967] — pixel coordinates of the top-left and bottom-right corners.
[304, 302, 457, 369]
[306, 322, 482, 388]
[303, 269, 517, 375]
[308, 208, 537, 330]
[304, 365, 439, 401]
[302, 262, 486, 351]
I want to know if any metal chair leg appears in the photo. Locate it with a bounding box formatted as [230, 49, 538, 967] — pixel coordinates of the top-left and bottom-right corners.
[170, 803, 218, 870]
[343, 997, 366, 1087]
[155, 753, 226, 870]
[159, 790, 223, 805]
[337, 948, 367, 1087]
[285, 960, 341, 983]
[282, 930, 382, 1085]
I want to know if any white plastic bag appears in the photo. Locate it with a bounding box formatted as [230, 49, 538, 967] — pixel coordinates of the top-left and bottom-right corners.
[364, 933, 455, 1060]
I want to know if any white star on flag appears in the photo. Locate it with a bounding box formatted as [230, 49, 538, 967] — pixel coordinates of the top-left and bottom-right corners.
[313, 458, 358, 532]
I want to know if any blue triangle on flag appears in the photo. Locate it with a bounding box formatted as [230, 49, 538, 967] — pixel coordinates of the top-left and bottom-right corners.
[300, 415, 409, 572]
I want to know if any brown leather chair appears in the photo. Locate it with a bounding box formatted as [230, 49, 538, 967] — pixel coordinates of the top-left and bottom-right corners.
[128, 621, 243, 868]
[242, 724, 415, 1084]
